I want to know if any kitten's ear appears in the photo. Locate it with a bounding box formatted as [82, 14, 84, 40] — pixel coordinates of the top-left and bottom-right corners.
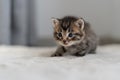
[75, 18, 85, 30]
[51, 17, 59, 27]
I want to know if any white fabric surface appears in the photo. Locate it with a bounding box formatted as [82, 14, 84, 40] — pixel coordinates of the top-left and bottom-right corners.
[0, 45, 120, 80]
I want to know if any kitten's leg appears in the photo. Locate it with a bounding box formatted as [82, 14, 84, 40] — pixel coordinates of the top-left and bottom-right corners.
[74, 50, 87, 57]
[88, 42, 97, 54]
[63, 49, 87, 57]
[75, 43, 97, 56]
[74, 40, 97, 56]
[63, 48, 87, 57]
[51, 46, 66, 57]
[89, 49, 96, 54]
[72, 44, 89, 57]
[89, 47, 97, 54]
[62, 44, 88, 57]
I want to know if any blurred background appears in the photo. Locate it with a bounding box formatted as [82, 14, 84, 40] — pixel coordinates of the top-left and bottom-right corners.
[0, 0, 120, 46]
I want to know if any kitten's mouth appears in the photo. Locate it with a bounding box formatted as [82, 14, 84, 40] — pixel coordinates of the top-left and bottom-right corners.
[60, 40, 80, 47]
[62, 41, 72, 47]
[58, 41, 70, 47]
[63, 43, 68, 46]
[57, 41, 74, 47]
[63, 40, 68, 45]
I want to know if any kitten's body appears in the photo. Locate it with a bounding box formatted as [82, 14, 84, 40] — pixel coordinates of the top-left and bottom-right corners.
[51, 16, 98, 57]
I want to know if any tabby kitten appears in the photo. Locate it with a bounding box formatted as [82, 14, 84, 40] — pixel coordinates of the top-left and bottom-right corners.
[51, 16, 98, 57]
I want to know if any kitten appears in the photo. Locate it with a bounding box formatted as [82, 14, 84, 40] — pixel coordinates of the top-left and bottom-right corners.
[51, 16, 98, 57]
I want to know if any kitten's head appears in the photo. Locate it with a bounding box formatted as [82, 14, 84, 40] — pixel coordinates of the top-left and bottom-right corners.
[52, 16, 85, 47]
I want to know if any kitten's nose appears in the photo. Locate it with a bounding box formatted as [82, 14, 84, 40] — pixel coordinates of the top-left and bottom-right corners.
[63, 40, 67, 44]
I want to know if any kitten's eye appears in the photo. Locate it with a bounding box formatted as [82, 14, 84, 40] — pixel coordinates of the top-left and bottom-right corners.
[68, 33, 73, 37]
[58, 33, 62, 37]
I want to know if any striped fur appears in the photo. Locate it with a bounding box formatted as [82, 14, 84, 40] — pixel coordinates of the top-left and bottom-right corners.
[51, 16, 98, 57]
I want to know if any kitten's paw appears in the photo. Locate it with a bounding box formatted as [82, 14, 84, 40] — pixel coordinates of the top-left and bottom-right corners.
[51, 53, 63, 57]
[89, 50, 96, 54]
[74, 52, 86, 57]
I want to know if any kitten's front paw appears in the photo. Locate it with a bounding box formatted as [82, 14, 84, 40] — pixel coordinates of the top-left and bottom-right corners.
[51, 53, 63, 57]
[74, 52, 86, 57]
